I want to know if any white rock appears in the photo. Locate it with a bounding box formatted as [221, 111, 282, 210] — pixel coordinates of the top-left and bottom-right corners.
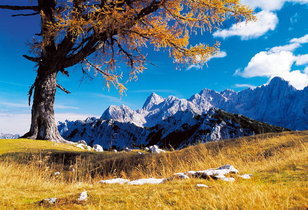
[93, 144, 104, 152]
[77, 140, 87, 145]
[238, 174, 252, 179]
[137, 152, 144, 155]
[217, 176, 235, 182]
[149, 145, 166, 154]
[99, 178, 130, 184]
[187, 171, 197, 175]
[86, 146, 92, 151]
[196, 184, 209, 188]
[113, 149, 118, 152]
[124, 147, 132, 152]
[43, 198, 57, 204]
[217, 164, 239, 174]
[128, 178, 166, 185]
[144, 147, 149, 151]
[54, 172, 60, 176]
[78, 191, 88, 201]
[174, 173, 190, 179]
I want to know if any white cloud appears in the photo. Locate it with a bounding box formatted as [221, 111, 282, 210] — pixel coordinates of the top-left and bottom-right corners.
[235, 84, 257, 89]
[0, 112, 96, 135]
[0, 100, 80, 110]
[55, 105, 79, 110]
[295, 54, 308, 65]
[290, 34, 308, 44]
[241, 0, 308, 11]
[187, 51, 227, 70]
[187, 64, 203, 70]
[236, 34, 308, 90]
[269, 43, 300, 53]
[213, 11, 278, 40]
[94, 93, 123, 103]
[241, 0, 285, 11]
[215, 1, 308, 40]
[207, 51, 227, 61]
[0, 102, 28, 108]
[239, 51, 296, 77]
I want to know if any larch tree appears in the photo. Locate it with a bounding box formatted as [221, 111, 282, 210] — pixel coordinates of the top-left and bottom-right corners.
[0, 0, 254, 143]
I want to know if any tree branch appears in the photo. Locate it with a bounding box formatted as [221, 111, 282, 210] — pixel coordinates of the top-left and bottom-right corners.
[0, 5, 39, 11]
[23, 55, 41, 63]
[63, 0, 165, 68]
[56, 84, 71, 94]
[12, 12, 40, 17]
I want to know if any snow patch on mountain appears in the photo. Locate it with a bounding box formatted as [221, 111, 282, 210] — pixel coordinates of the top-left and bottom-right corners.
[59, 77, 304, 149]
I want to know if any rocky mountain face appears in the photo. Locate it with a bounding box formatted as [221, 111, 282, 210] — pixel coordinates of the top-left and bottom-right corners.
[59, 108, 288, 150]
[58, 77, 304, 149]
[190, 77, 307, 131]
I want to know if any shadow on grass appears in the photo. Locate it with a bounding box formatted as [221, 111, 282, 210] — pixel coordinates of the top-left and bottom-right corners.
[0, 150, 159, 181]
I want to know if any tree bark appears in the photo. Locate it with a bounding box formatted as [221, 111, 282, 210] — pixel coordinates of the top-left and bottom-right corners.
[22, 66, 69, 143]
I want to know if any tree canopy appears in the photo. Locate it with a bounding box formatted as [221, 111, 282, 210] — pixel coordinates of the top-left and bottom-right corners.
[0, 0, 254, 142]
[2, 0, 254, 92]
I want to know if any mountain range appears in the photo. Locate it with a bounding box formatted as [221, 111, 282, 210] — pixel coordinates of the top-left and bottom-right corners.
[0, 133, 20, 139]
[59, 77, 305, 149]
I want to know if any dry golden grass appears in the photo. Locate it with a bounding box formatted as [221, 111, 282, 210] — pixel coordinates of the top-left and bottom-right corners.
[0, 131, 307, 209]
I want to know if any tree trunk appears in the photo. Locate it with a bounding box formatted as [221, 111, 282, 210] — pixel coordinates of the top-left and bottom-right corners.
[22, 66, 69, 143]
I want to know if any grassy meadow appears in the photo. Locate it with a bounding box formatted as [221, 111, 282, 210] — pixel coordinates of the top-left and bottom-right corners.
[0, 131, 307, 209]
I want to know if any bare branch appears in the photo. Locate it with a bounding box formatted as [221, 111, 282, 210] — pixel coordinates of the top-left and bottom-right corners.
[83, 58, 110, 77]
[113, 38, 134, 68]
[23, 55, 41, 63]
[59, 68, 69, 77]
[12, 12, 40, 17]
[56, 84, 71, 94]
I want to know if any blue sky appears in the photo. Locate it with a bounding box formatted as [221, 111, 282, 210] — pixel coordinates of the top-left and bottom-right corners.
[0, 0, 307, 134]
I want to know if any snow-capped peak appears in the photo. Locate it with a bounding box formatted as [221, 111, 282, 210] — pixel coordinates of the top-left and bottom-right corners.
[142, 93, 164, 110]
[101, 105, 145, 126]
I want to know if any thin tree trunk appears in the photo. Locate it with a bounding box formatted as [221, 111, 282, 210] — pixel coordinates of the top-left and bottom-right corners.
[22, 66, 69, 143]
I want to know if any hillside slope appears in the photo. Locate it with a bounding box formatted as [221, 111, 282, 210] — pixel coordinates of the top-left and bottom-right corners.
[0, 131, 307, 209]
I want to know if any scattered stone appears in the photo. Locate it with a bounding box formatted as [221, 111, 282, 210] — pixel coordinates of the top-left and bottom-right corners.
[137, 152, 144, 155]
[217, 164, 239, 174]
[86, 146, 92, 151]
[124, 147, 132, 152]
[77, 140, 87, 146]
[99, 178, 130, 184]
[77, 191, 88, 201]
[187, 164, 239, 180]
[54, 172, 60, 176]
[93, 144, 104, 152]
[196, 184, 209, 188]
[113, 149, 118, 152]
[40, 198, 57, 205]
[217, 176, 235, 182]
[128, 178, 166, 185]
[144, 147, 149, 151]
[99, 165, 241, 186]
[174, 173, 190, 179]
[238, 174, 252, 179]
[149, 145, 166, 154]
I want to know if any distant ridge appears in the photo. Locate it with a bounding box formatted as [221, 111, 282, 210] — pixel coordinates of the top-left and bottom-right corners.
[58, 77, 302, 149]
[0, 133, 20, 139]
[97, 77, 307, 130]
